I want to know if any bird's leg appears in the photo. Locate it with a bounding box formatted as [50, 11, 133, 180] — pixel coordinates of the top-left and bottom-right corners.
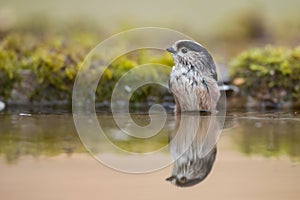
[174, 96, 181, 114]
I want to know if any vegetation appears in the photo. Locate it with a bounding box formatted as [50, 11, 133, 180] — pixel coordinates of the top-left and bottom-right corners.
[0, 33, 91, 102]
[2, 30, 300, 108]
[0, 33, 174, 104]
[229, 46, 300, 107]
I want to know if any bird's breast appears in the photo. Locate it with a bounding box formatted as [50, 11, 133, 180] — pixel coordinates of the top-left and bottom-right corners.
[170, 64, 206, 92]
[169, 64, 220, 111]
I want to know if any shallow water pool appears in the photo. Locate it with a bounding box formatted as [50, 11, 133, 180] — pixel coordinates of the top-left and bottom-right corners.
[0, 110, 299, 199]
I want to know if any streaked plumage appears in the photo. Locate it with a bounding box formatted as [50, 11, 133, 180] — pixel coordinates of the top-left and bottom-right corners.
[167, 40, 220, 112]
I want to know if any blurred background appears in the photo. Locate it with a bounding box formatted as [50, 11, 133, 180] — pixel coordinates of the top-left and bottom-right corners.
[1, 0, 300, 46]
[0, 0, 300, 109]
[0, 0, 300, 108]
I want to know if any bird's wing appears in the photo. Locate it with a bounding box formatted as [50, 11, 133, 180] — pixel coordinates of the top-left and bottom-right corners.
[211, 63, 218, 81]
[168, 78, 173, 94]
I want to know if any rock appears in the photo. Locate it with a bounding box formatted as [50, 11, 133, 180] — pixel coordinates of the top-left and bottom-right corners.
[8, 70, 38, 104]
[0, 101, 5, 111]
[19, 113, 32, 116]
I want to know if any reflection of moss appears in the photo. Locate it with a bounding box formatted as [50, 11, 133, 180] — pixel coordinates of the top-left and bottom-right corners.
[0, 115, 85, 163]
[0, 115, 170, 164]
[113, 139, 168, 153]
[232, 119, 300, 161]
[229, 46, 300, 107]
[98, 114, 170, 153]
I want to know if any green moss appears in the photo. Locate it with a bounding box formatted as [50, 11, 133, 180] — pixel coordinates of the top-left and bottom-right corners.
[96, 51, 173, 103]
[229, 45, 300, 107]
[0, 38, 20, 100]
[0, 33, 174, 104]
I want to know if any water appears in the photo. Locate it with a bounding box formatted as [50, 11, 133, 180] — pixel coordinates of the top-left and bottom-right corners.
[0, 110, 300, 199]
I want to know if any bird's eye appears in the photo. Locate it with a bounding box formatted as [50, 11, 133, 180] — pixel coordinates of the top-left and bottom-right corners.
[179, 177, 187, 183]
[181, 48, 188, 53]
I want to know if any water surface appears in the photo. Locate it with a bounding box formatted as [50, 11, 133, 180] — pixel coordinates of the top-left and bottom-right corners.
[0, 110, 300, 199]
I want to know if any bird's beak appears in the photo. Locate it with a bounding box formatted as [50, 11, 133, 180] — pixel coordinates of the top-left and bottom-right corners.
[166, 47, 176, 54]
[166, 176, 174, 182]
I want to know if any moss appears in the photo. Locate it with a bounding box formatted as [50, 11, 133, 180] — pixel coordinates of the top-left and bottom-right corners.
[96, 51, 173, 103]
[0, 33, 174, 104]
[229, 45, 300, 107]
[0, 49, 20, 100]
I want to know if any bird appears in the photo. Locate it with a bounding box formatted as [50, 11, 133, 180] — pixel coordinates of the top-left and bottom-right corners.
[167, 40, 220, 113]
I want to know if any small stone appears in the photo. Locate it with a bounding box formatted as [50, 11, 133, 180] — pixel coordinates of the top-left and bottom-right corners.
[0, 101, 5, 111]
[8, 70, 38, 104]
[19, 113, 32, 116]
[255, 122, 263, 128]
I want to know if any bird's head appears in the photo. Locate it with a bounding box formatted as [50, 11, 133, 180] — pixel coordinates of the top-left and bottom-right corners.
[167, 40, 217, 79]
[165, 146, 217, 187]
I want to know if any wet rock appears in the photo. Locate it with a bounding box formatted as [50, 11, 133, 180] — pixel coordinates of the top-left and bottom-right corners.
[8, 70, 38, 104]
[0, 101, 5, 111]
[246, 95, 292, 109]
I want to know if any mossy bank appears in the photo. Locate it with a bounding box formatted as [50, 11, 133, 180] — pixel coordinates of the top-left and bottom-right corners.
[0, 33, 174, 106]
[1, 33, 300, 108]
[229, 46, 300, 108]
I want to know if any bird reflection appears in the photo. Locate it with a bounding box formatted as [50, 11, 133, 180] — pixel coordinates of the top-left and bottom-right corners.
[166, 113, 223, 187]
